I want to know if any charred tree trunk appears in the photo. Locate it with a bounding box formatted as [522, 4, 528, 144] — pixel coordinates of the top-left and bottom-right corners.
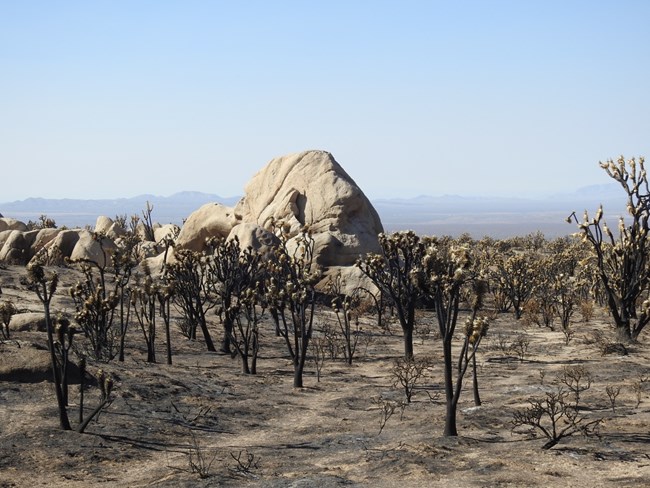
[442, 336, 457, 436]
[472, 353, 481, 406]
[44, 304, 71, 430]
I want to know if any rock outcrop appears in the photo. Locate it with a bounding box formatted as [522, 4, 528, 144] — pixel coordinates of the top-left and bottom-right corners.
[227, 223, 281, 256]
[154, 223, 180, 244]
[234, 150, 383, 267]
[175, 203, 240, 252]
[95, 216, 114, 234]
[95, 216, 126, 241]
[30, 228, 62, 259]
[0, 230, 32, 264]
[0, 218, 28, 233]
[36, 229, 81, 265]
[69, 230, 116, 267]
[0, 151, 384, 300]
[318, 266, 378, 297]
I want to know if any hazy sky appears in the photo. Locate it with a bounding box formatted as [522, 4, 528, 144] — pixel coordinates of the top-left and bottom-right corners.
[1, 1, 649, 202]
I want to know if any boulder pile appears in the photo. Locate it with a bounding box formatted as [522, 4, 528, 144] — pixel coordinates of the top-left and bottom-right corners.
[0, 150, 383, 290]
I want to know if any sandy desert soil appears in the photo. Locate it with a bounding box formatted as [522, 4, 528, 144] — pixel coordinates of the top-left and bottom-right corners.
[1, 263, 649, 488]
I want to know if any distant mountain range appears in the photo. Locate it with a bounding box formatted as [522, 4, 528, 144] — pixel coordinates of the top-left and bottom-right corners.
[0, 184, 629, 239]
[375, 184, 627, 238]
[0, 192, 240, 229]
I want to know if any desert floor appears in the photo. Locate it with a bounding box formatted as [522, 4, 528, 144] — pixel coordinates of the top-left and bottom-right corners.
[1, 263, 649, 488]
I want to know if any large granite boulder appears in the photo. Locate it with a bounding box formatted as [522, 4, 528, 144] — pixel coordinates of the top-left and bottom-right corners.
[318, 266, 379, 297]
[0, 230, 33, 264]
[95, 215, 114, 234]
[135, 240, 160, 260]
[35, 229, 81, 265]
[175, 203, 240, 252]
[140, 250, 173, 275]
[29, 228, 62, 259]
[95, 216, 126, 240]
[0, 230, 14, 257]
[154, 223, 180, 244]
[234, 150, 383, 267]
[227, 223, 281, 255]
[69, 230, 116, 267]
[0, 218, 28, 233]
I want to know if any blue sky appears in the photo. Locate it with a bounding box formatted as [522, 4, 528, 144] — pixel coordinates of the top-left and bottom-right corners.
[1, 1, 649, 202]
